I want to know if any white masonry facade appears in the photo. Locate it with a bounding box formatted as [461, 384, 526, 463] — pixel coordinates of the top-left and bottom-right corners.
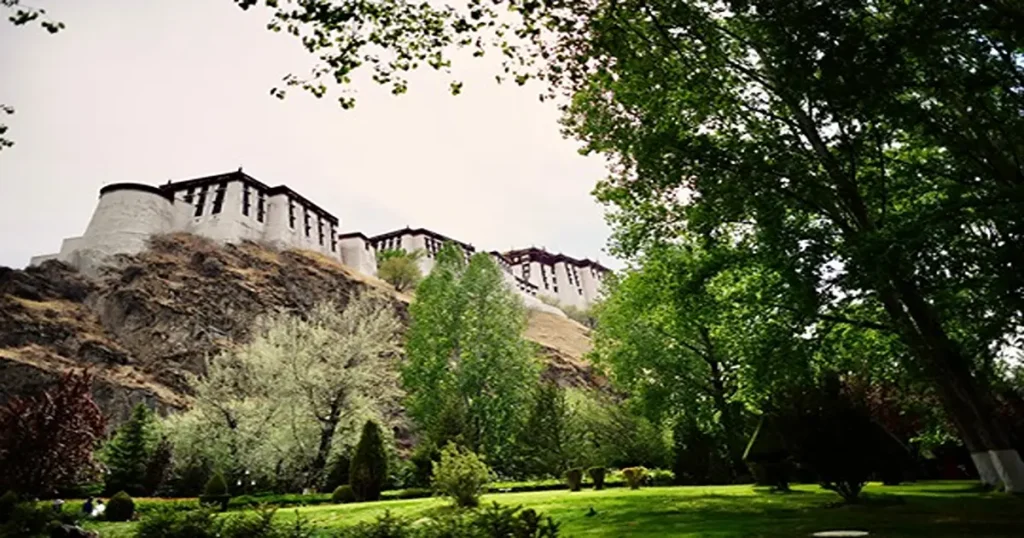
[31, 171, 610, 317]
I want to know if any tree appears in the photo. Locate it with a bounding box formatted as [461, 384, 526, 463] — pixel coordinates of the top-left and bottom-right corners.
[376, 249, 424, 292]
[0, 370, 105, 497]
[513, 382, 589, 478]
[165, 293, 402, 490]
[349, 420, 387, 502]
[403, 243, 540, 472]
[591, 244, 785, 476]
[548, 1, 1024, 491]
[239, 0, 1024, 488]
[102, 403, 159, 496]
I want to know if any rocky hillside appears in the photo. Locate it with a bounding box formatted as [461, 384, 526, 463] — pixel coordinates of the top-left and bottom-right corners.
[0, 234, 603, 426]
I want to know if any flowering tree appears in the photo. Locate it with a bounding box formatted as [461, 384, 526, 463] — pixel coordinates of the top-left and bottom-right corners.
[0, 370, 106, 497]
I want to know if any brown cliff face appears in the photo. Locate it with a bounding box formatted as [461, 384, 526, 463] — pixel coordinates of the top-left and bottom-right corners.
[0, 233, 603, 426]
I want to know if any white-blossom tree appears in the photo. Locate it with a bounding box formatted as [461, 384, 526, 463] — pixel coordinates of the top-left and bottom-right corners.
[166, 292, 403, 490]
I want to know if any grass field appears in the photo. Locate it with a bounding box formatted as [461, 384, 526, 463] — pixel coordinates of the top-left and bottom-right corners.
[84, 481, 1019, 537]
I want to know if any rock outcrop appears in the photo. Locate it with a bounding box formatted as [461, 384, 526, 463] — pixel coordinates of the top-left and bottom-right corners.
[0, 233, 602, 426]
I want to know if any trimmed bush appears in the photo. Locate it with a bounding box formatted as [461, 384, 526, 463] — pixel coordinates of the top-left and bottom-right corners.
[337, 502, 559, 538]
[431, 443, 491, 508]
[622, 467, 646, 490]
[105, 491, 135, 522]
[565, 468, 583, 492]
[350, 421, 388, 502]
[647, 469, 675, 487]
[198, 472, 230, 511]
[332, 485, 356, 504]
[587, 467, 606, 490]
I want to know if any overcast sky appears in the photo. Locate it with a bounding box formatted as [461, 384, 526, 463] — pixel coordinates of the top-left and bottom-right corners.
[0, 0, 618, 270]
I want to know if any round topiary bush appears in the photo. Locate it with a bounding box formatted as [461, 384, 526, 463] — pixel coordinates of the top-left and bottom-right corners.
[105, 491, 135, 522]
[587, 467, 606, 490]
[199, 472, 230, 511]
[332, 485, 356, 504]
[565, 468, 583, 492]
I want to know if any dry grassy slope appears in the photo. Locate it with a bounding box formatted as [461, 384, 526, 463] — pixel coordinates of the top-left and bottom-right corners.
[0, 233, 603, 425]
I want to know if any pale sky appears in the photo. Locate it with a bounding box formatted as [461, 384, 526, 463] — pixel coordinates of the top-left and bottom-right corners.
[0, 0, 618, 270]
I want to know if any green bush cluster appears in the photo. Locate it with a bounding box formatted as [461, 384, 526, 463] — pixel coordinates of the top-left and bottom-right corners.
[338, 503, 559, 538]
[331, 485, 356, 504]
[135, 505, 313, 538]
[0, 499, 80, 538]
[105, 491, 135, 522]
[431, 443, 491, 508]
[622, 467, 647, 490]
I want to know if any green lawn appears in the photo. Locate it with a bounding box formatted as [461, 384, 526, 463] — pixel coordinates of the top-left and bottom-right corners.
[84, 481, 1019, 538]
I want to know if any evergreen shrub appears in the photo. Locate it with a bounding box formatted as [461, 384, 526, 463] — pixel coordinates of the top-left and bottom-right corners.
[105, 491, 135, 522]
[199, 472, 230, 511]
[350, 421, 388, 502]
[331, 485, 356, 504]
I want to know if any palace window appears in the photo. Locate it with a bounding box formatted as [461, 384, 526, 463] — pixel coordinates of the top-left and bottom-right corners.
[211, 182, 227, 214]
[242, 185, 251, 216]
[184, 187, 195, 205]
[304, 210, 311, 237]
[318, 219, 325, 246]
[256, 192, 265, 223]
[330, 228, 337, 252]
[288, 201, 296, 229]
[194, 185, 209, 217]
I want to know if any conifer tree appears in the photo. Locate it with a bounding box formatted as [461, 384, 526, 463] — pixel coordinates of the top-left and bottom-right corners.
[102, 404, 157, 496]
[349, 420, 387, 501]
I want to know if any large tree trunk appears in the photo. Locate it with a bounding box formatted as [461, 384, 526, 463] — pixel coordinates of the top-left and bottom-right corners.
[876, 272, 1024, 491]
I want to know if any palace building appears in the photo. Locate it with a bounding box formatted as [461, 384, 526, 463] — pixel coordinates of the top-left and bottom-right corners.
[31, 171, 610, 315]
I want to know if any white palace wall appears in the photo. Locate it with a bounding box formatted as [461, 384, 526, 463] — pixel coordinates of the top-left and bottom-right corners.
[31, 173, 608, 314]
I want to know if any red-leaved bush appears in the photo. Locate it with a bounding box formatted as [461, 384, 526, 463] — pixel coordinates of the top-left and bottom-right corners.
[0, 370, 106, 497]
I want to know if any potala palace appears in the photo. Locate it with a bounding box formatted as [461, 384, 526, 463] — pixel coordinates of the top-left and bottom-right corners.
[31, 170, 610, 317]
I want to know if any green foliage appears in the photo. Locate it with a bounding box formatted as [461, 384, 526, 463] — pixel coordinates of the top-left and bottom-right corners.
[587, 467, 605, 490]
[514, 382, 589, 478]
[135, 505, 313, 538]
[0, 500, 77, 538]
[431, 442, 491, 508]
[337, 503, 559, 538]
[105, 491, 135, 522]
[331, 485, 356, 504]
[564, 469, 582, 492]
[404, 243, 539, 473]
[199, 472, 230, 511]
[556, 0, 1024, 483]
[376, 249, 424, 292]
[350, 421, 388, 502]
[325, 451, 352, 492]
[571, 392, 671, 470]
[622, 467, 646, 490]
[102, 404, 159, 496]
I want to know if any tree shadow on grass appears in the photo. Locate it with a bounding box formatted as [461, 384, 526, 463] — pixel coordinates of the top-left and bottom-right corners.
[556, 490, 1019, 538]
